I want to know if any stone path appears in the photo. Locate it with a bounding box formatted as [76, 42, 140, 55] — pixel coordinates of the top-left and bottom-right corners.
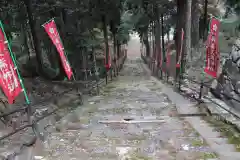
[37, 57, 218, 160]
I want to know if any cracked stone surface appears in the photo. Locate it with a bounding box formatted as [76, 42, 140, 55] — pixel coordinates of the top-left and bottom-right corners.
[38, 55, 217, 160]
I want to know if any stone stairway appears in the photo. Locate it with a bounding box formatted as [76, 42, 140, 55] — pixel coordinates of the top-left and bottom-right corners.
[139, 61, 240, 160]
[160, 81, 240, 160]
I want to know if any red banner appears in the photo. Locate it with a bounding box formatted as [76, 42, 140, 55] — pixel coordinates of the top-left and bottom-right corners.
[204, 17, 220, 78]
[176, 28, 184, 68]
[43, 19, 73, 80]
[0, 28, 22, 104]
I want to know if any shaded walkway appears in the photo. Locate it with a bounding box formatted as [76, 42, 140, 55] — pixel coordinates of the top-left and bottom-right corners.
[41, 56, 216, 160]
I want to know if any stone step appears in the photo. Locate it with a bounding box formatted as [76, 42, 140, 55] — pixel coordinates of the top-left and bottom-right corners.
[209, 138, 229, 145]
[0, 126, 37, 159]
[155, 149, 175, 160]
[0, 128, 12, 138]
[212, 143, 236, 152]
[220, 152, 240, 160]
[0, 138, 35, 159]
[230, 120, 240, 125]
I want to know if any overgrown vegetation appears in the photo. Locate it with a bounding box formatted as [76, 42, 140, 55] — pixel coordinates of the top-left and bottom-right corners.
[0, 0, 131, 81]
[1, 0, 239, 82]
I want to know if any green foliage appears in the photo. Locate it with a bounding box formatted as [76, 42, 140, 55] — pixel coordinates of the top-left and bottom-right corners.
[122, 0, 176, 40]
[226, 0, 240, 14]
[0, 0, 176, 79]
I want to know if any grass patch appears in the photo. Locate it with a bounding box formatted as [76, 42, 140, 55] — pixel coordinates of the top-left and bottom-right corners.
[127, 152, 152, 160]
[191, 138, 204, 147]
[182, 121, 197, 135]
[127, 134, 147, 142]
[79, 117, 90, 124]
[201, 152, 218, 159]
[204, 115, 240, 152]
[194, 131, 200, 136]
[190, 132, 208, 147]
[195, 103, 240, 152]
[222, 129, 240, 152]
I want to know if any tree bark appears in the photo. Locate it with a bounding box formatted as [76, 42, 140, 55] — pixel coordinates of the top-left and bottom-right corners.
[203, 0, 208, 41]
[152, 22, 155, 61]
[102, 14, 109, 83]
[49, 8, 65, 80]
[155, 9, 161, 68]
[24, 0, 43, 75]
[150, 22, 154, 71]
[113, 33, 117, 76]
[21, 24, 30, 61]
[191, 0, 200, 47]
[175, 0, 185, 80]
[161, 14, 165, 62]
[82, 49, 88, 81]
[143, 30, 150, 57]
[117, 40, 120, 58]
[181, 0, 192, 75]
[117, 41, 121, 61]
[102, 15, 109, 66]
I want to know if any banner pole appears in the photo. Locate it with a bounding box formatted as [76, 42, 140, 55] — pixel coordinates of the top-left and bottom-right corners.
[200, 18, 210, 100]
[0, 21, 30, 104]
[0, 21, 43, 140]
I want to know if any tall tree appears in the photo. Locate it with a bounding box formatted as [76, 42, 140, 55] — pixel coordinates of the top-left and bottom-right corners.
[183, 0, 192, 75]
[191, 0, 201, 47]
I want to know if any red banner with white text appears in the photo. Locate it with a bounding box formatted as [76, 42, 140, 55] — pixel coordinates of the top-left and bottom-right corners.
[43, 19, 73, 80]
[204, 17, 220, 78]
[176, 28, 184, 68]
[0, 28, 22, 104]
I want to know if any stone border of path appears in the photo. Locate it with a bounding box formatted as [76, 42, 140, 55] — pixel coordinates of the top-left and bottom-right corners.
[182, 85, 240, 129]
[141, 62, 240, 160]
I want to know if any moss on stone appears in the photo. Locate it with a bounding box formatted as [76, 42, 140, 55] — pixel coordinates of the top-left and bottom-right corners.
[204, 116, 240, 152]
[201, 152, 218, 159]
[191, 138, 204, 147]
[127, 153, 152, 160]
